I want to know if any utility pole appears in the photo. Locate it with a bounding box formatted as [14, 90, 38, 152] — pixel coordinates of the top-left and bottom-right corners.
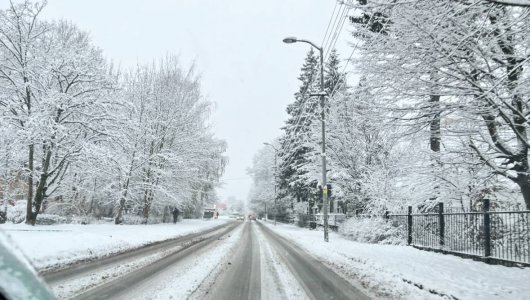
[283, 36, 329, 242]
[274, 152, 277, 225]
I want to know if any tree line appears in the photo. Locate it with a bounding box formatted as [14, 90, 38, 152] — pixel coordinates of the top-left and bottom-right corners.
[0, 1, 227, 225]
[249, 0, 530, 217]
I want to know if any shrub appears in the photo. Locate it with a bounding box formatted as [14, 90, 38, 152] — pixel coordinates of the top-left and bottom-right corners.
[35, 214, 68, 225]
[7, 203, 26, 224]
[339, 217, 406, 245]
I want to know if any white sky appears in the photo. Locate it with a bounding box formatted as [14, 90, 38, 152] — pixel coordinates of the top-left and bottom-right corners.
[6, 0, 353, 202]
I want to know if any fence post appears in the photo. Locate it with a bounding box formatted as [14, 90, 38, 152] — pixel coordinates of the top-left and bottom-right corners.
[483, 199, 491, 259]
[407, 206, 412, 245]
[438, 202, 444, 248]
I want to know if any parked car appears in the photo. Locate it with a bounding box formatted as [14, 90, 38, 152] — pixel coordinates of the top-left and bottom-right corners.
[0, 233, 55, 300]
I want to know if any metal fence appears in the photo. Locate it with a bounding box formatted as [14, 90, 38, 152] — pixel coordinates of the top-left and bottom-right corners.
[290, 200, 529, 267]
[294, 213, 346, 230]
[389, 200, 530, 267]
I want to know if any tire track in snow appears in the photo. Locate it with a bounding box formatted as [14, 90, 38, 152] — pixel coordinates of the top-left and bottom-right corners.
[258, 221, 372, 300]
[254, 222, 308, 300]
[199, 221, 261, 300]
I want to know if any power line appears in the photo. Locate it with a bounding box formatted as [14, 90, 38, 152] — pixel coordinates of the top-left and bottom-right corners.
[279, 3, 381, 173]
[278, 2, 344, 167]
[322, 1, 347, 54]
[280, 12, 382, 172]
[279, 101, 320, 170]
[278, 95, 319, 168]
[325, 0, 355, 62]
[321, 1, 339, 47]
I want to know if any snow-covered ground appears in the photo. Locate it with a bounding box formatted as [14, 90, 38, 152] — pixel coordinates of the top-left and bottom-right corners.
[262, 221, 530, 300]
[0, 219, 228, 272]
[5, 218, 526, 300]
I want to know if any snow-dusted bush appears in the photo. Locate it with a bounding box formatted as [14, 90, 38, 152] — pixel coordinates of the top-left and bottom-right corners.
[6, 204, 26, 224]
[35, 214, 68, 225]
[121, 214, 165, 225]
[339, 217, 406, 245]
[120, 215, 143, 225]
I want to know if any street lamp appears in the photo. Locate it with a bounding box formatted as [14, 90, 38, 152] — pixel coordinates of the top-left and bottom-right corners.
[263, 142, 278, 226]
[283, 36, 330, 242]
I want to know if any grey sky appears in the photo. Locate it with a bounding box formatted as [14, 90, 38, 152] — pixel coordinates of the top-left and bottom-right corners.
[9, 0, 353, 202]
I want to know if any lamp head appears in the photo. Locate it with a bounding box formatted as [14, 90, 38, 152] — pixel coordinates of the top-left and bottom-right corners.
[282, 37, 298, 44]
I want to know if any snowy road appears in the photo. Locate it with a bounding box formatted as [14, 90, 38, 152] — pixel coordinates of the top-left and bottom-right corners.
[46, 221, 240, 299]
[195, 221, 371, 300]
[42, 220, 371, 299]
[203, 220, 261, 299]
[257, 222, 371, 300]
[43, 222, 233, 285]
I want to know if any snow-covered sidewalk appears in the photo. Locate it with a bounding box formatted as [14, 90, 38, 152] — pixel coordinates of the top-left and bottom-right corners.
[0, 219, 228, 272]
[262, 221, 530, 300]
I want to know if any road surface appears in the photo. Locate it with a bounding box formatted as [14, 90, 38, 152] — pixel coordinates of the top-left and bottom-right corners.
[46, 220, 371, 299]
[200, 221, 370, 300]
[203, 220, 261, 299]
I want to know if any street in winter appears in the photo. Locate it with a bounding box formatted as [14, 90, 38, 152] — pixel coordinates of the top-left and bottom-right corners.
[1, 1, 530, 299]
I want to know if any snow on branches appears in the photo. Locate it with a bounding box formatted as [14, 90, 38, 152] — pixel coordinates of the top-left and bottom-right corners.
[0, 1, 226, 225]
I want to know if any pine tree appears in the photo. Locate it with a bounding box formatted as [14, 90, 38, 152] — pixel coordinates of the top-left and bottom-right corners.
[278, 49, 320, 213]
[324, 49, 345, 96]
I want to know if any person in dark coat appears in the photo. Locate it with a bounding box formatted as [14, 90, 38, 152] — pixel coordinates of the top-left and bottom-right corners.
[172, 208, 180, 223]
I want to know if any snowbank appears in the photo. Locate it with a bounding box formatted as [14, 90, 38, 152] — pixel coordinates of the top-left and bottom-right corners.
[263, 221, 530, 300]
[0, 219, 228, 272]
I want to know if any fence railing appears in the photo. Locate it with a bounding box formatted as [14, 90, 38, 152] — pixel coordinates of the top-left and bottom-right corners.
[292, 200, 529, 267]
[294, 213, 347, 230]
[388, 200, 530, 267]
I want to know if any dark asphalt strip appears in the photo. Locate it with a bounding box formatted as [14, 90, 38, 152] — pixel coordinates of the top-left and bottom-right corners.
[258, 222, 372, 300]
[43, 221, 236, 285]
[68, 222, 241, 300]
[205, 221, 261, 300]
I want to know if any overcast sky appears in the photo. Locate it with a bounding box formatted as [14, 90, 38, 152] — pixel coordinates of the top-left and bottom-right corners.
[7, 0, 353, 202]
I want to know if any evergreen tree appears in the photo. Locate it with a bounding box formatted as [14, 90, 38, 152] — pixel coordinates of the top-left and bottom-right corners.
[324, 49, 346, 96]
[301, 49, 347, 213]
[278, 49, 320, 213]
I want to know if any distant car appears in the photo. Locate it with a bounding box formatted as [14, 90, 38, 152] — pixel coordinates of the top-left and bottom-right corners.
[248, 214, 256, 221]
[237, 215, 244, 221]
[0, 234, 56, 300]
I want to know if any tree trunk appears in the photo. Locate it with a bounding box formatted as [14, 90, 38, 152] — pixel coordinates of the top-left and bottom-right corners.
[115, 150, 136, 224]
[142, 189, 152, 223]
[27, 149, 52, 225]
[115, 177, 131, 225]
[516, 175, 530, 210]
[429, 95, 441, 153]
[428, 94, 441, 208]
[115, 196, 126, 224]
[25, 144, 34, 225]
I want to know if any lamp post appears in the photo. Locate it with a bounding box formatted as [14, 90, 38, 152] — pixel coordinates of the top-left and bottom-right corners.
[283, 36, 329, 242]
[263, 142, 278, 226]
